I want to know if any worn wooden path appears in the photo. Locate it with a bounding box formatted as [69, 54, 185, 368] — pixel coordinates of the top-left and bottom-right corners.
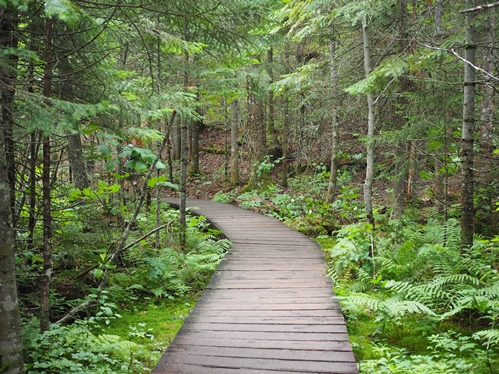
[152, 199, 358, 374]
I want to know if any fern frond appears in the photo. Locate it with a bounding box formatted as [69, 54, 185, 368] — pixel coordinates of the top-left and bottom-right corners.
[383, 297, 437, 317]
[473, 329, 499, 346]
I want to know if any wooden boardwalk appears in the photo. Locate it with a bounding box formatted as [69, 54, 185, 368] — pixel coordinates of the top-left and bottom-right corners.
[152, 199, 358, 374]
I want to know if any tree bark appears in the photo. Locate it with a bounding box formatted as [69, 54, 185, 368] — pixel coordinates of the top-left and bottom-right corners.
[189, 115, 202, 175]
[326, 31, 340, 203]
[40, 17, 54, 331]
[392, 0, 410, 219]
[0, 7, 24, 373]
[460, 0, 477, 249]
[363, 25, 375, 226]
[246, 72, 266, 188]
[230, 99, 240, 186]
[0, 5, 18, 224]
[281, 45, 291, 188]
[179, 55, 189, 246]
[477, 8, 496, 233]
[67, 130, 90, 189]
[0, 108, 24, 374]
[267, 47, 277, 146]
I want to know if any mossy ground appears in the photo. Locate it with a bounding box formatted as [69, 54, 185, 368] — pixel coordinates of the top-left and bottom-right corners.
[100, 297, 197, 365]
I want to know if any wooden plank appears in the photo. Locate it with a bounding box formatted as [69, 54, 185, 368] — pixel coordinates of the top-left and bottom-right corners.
[155, 353, 358, 373]
[185, 315, 347, 325]
[154, 199, 358, 374]
[189, 309, 345, 318]
[152, 362, 320, 374]
[173, 329, 351, 342]
[165, 346, 356, 362]
[169, 335, 355, 351]
[180, 321, 348, 333]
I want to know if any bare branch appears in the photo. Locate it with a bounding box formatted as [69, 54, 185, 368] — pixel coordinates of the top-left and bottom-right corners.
[460, 2, 499, 13]
[419, 42, 499, 82]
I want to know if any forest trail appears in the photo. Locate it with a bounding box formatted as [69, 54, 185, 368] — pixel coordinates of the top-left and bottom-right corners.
[152, 199, 358, 374]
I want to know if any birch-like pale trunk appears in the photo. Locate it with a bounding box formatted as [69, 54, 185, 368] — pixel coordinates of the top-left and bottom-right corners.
[460, 0, 477, 248]
[363, 25, 375, 226]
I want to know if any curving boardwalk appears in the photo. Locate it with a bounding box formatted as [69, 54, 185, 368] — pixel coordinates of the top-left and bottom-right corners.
[152, 199, 358, 374]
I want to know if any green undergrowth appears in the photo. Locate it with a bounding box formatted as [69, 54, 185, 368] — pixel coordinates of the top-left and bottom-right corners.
[321, 218, 499, 373]
[101, 297, 196, 363]
[219, 169, 499, 373]
[22, 298, 195, 374]
[21, 192, 231, 373]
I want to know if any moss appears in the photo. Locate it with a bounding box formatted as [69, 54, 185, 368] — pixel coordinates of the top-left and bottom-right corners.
[101, 297, 197, 361]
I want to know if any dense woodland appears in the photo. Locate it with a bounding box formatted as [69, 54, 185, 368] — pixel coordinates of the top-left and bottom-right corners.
[1, 0, 499, 373]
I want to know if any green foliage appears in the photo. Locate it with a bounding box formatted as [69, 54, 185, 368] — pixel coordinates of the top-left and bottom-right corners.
[327, 218, 499, 372]
[23, 318, 151, 373]
[110, 212, 231, 301]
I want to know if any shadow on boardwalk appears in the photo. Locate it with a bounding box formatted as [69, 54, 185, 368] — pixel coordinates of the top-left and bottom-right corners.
[152, 199, 358, 374]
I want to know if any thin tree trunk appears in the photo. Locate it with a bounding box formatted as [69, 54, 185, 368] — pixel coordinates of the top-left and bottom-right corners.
[460, 0, 477, 249]
[224, 98, 229, 178]
[230, 99, 240, 185]
[281, 96, 289, 188]
[40, 17, 53, 331]
[281, 45, 290, 188]
[179, 55, 189, 246]
[392, 0, 410, 219]
[326, 32, 340, 203]
[363, 25, 375, 226]
[477, 8, 496, 233]
[433, 1, 446, 216]
[267, 47, 277, 146]
[189, 116, 202, 175]
[246, 72, 265, 188]
[172, 117, 181, 160]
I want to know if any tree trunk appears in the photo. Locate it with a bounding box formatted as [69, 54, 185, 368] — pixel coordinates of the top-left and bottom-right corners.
[0, 5, 18, 224]
[281, 45, 291, 188]
[363, 25, 375, 226]
[246, 73, 266, 188]
[326, 32, 340, 203]
[392, 0, 410, 219]
[189, 116, 202, 175]
[0, 108, 24, 374]
[477, 8, 496, 234]
[281, 96, 289, 188]
[460, 0, 477, 249]
[0, 7, 24, 372]
[67, 130, 90, 189]
[40, 17, 54, 331]
[230, 99, 240, 186]
[224, 98, 229, 178]
[172, 116, 181, 160]
[179, 56, 189, 246]
[267, 47, 277, 146]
